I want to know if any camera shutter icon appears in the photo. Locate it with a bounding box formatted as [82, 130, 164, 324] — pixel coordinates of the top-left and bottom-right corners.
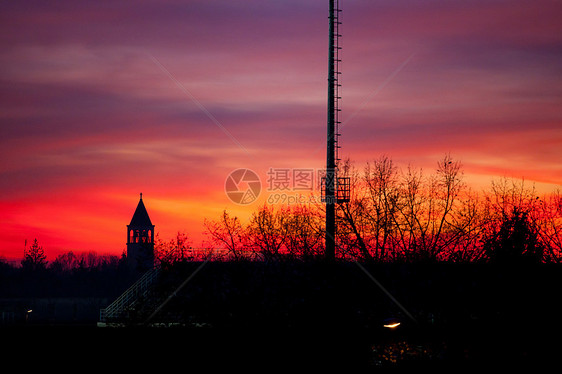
[225, 169, 261, 205]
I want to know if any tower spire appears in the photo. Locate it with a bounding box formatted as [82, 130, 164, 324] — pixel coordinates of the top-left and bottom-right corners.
[127, 194, 155, 271]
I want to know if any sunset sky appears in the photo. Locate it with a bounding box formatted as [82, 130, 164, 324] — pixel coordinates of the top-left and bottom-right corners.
[1, 0, 561, 260]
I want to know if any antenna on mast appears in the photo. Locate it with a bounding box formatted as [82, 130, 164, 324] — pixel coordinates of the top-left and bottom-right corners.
[323, 0, 350, 261]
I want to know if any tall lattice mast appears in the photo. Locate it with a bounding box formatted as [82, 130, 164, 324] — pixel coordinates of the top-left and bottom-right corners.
[333, 1, 342, 166]
[324, 0, 349, 261]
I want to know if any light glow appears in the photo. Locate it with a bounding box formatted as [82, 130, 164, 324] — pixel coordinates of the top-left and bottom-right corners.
[383, 322, 401, 329]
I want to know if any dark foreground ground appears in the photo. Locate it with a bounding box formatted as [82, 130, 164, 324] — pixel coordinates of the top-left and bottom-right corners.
[2, 323, 560, 372]
[2, 262, 562, 371]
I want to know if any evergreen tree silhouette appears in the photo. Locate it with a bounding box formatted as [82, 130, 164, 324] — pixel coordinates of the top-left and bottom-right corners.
[21, 238, 48, 271]
[484, 208, 544, 264]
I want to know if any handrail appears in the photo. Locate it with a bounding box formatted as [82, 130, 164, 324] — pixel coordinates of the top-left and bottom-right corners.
[100, 267, 159, 322]
[99, 245, 186, 323]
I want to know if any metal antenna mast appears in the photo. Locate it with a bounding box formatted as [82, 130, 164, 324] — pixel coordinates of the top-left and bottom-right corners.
[324, 0, 349, 261]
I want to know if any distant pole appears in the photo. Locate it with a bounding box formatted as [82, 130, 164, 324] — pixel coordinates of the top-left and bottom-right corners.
[325, 0, 340, 261]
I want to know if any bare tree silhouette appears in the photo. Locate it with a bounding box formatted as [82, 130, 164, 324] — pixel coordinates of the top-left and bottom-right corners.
[246, 205, 288, 261]
[204, 210, 246, 260]
[198, 156, 561, 264]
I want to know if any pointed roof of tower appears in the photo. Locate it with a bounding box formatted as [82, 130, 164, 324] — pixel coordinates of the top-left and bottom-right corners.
[129, 193, 153, 227]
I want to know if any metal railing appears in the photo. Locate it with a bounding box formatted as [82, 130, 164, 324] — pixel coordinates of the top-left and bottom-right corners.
[99, 267, 160, 322]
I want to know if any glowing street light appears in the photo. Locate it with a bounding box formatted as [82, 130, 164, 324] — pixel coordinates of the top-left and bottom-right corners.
[383, 317, 401, 329]
[383, 322, 401, 329]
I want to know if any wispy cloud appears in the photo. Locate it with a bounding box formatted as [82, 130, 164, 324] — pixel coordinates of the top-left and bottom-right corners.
[1, 0, 561, 257]
[148, 54, 250, 155]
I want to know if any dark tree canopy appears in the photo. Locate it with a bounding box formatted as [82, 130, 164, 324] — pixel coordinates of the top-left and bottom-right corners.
[484, 208, 544, 264]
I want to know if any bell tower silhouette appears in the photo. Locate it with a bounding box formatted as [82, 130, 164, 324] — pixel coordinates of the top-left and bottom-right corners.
[127, 193, 155, 271]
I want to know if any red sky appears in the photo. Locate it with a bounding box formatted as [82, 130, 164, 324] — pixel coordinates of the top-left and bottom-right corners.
[1, 0, 561, 260]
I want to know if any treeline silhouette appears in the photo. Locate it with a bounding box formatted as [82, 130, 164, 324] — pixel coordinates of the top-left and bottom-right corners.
[3, 154, 561, 272]
[0, 247, 135, 298]
[203, 155, 561, 264]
